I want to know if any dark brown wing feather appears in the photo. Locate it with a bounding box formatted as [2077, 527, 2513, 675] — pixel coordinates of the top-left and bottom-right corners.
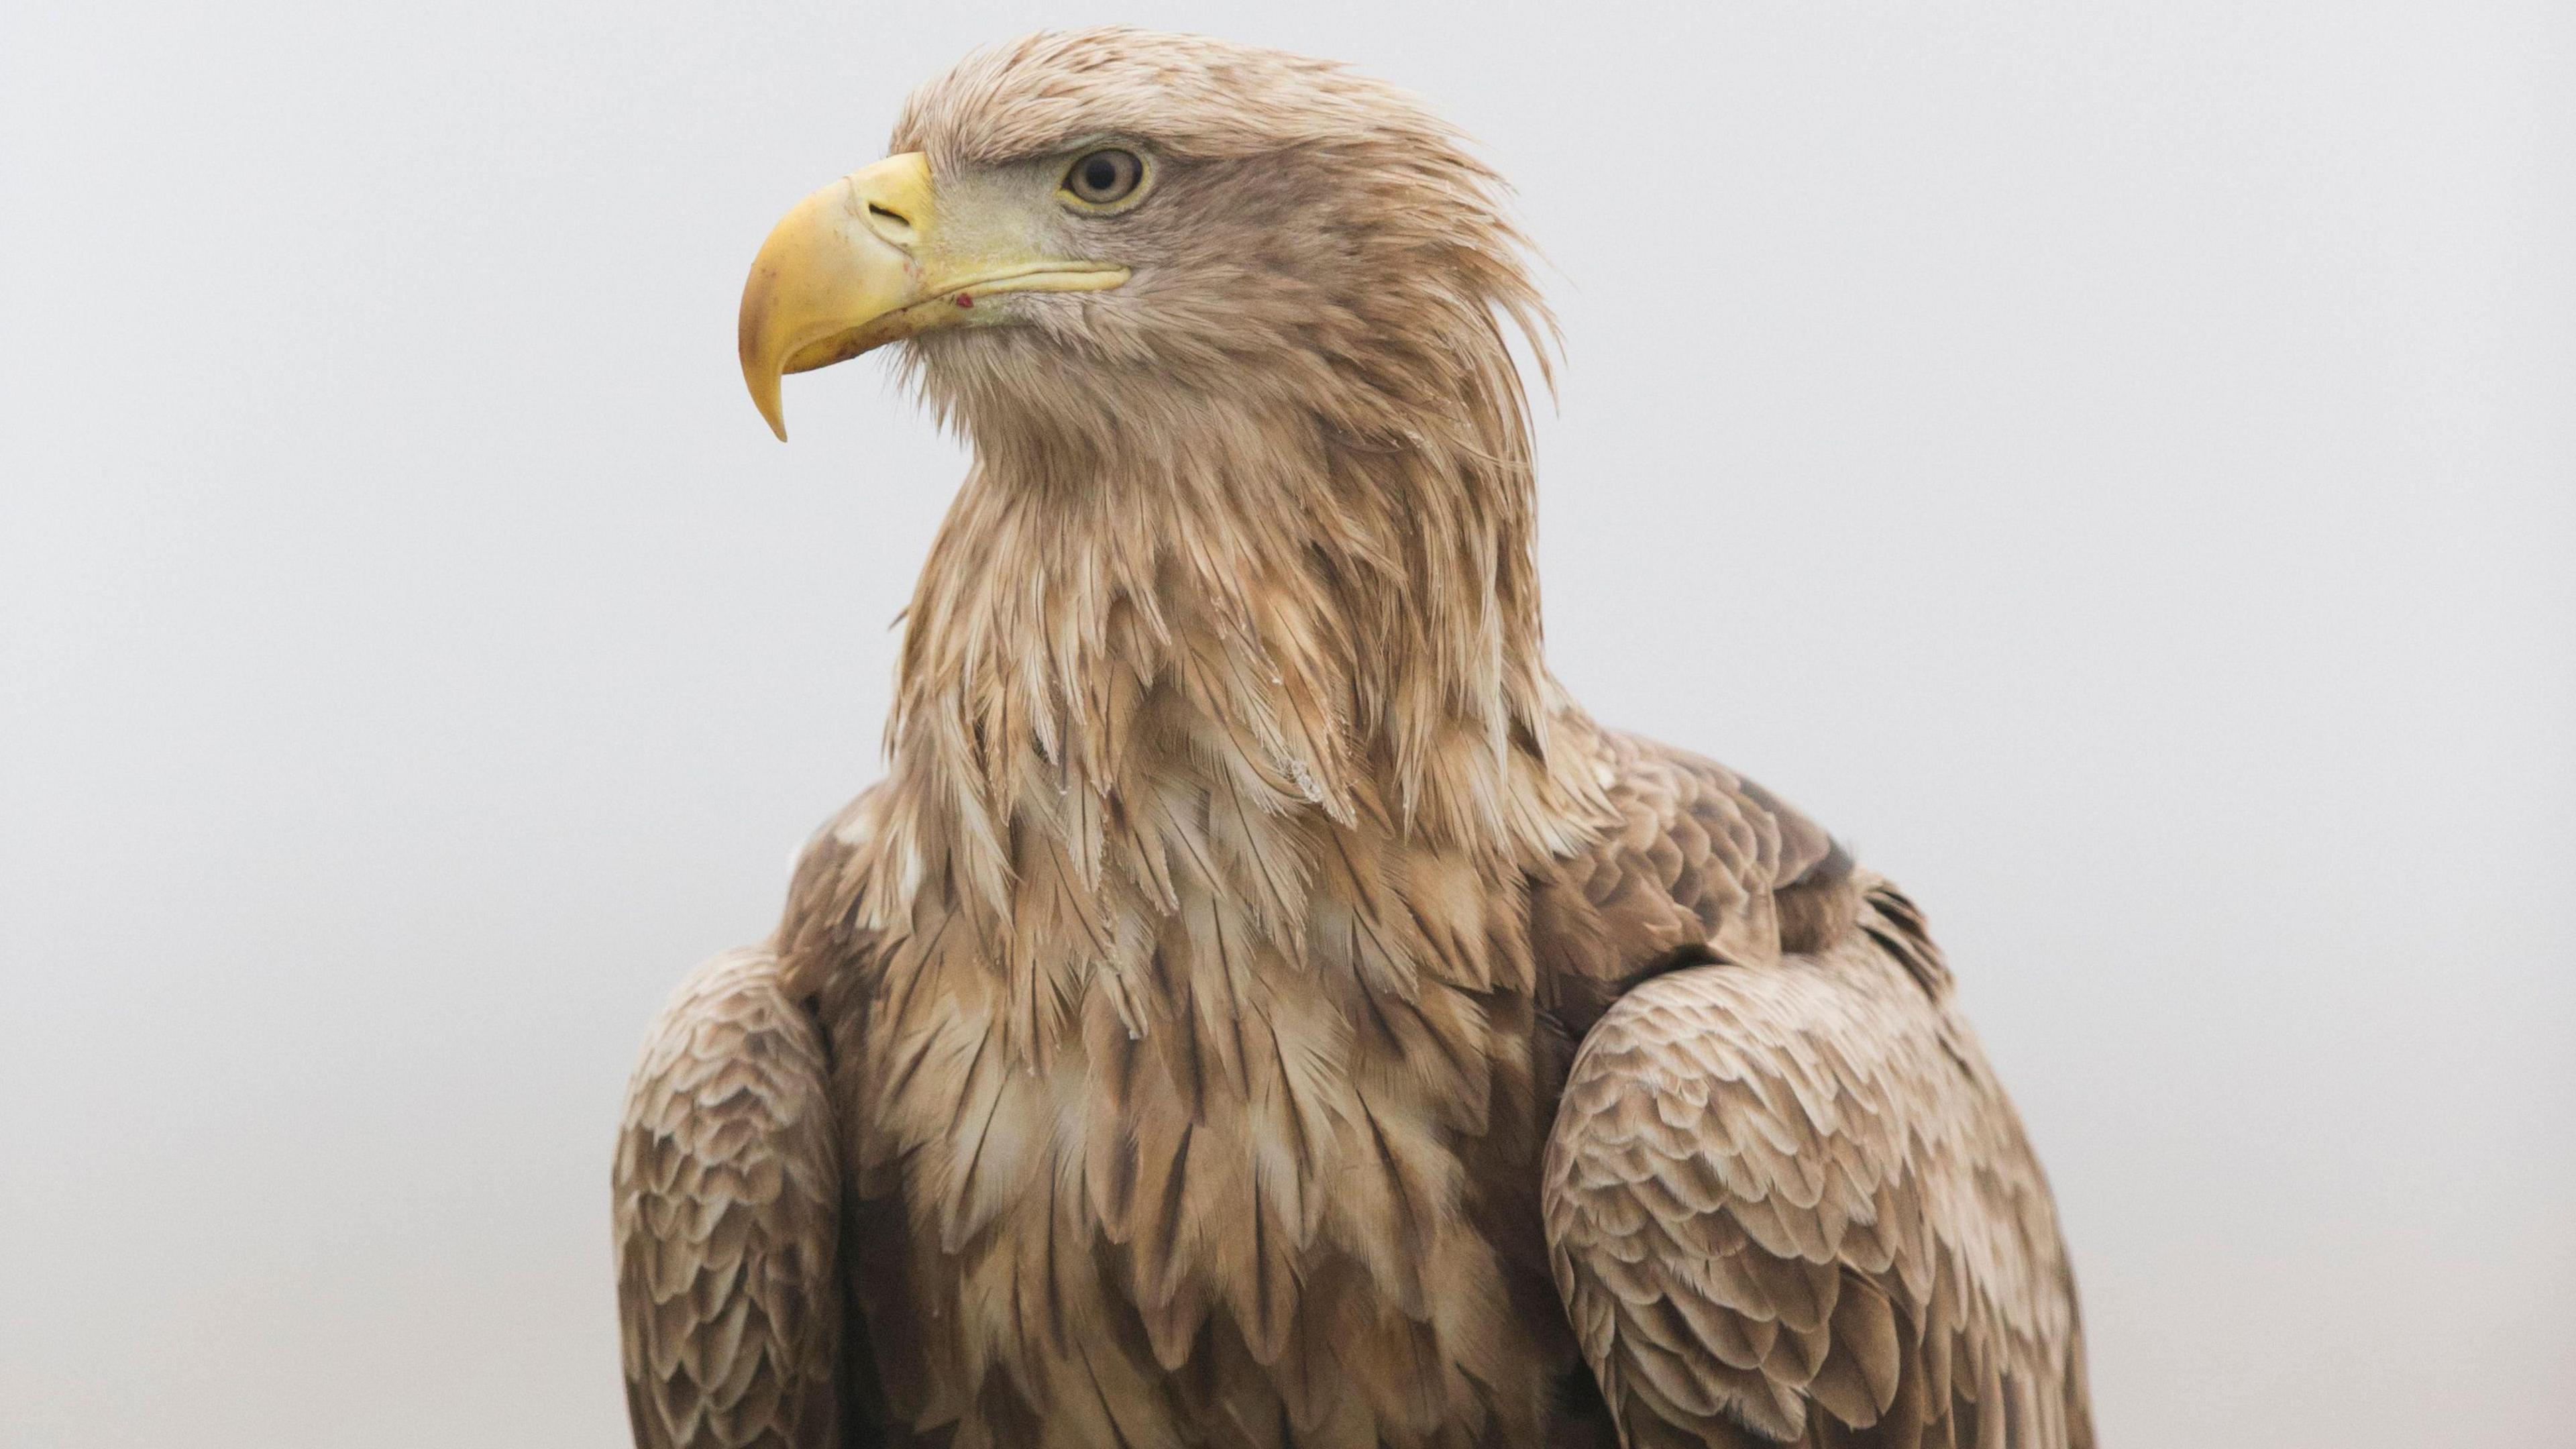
[613, 946, 845, 1449]
[1541, 881, 2092, 1449]
[1530, 734, 1862, 1041]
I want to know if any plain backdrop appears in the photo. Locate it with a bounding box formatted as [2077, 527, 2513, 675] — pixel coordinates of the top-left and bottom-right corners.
[5, 3, 2571, 1445]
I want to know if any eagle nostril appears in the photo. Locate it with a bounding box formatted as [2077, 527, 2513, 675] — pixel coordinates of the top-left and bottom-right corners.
[867, 202, 910, 227]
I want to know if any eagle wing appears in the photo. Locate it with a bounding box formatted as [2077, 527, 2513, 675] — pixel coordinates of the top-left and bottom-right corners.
[612, 945, 845, 1449]
[1541, 876, 2092, 1449]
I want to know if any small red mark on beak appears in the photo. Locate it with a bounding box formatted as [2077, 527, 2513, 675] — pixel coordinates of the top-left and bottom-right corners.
[953, 292, 973, 309]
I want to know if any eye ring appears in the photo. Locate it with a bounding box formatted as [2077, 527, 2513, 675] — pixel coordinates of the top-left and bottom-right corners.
[1061, 147, 1148, 210]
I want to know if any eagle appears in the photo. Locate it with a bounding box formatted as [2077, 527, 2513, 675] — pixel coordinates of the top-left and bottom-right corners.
[615, 28, 2092, 1449]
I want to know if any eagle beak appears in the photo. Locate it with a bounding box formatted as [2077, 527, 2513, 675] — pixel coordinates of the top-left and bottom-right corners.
[737, 152, 1130, 440]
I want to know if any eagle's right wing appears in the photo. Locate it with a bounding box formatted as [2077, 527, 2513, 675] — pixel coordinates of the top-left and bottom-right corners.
[612, 945, 844, 1449]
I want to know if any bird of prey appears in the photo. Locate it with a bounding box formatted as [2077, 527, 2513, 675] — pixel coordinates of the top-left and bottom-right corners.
[615, 28, 2092, 1449]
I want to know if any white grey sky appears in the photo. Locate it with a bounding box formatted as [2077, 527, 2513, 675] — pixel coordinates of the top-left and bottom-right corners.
[3, 3, 2570, 1445]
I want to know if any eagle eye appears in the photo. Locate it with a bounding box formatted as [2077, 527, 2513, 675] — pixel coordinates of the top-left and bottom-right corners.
[1062, 148, 1146, 209]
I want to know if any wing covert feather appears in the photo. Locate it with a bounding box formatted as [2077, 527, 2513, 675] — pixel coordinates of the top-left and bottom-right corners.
[614, 947, 844, 1449]
[1542, 884, 2090, 1448]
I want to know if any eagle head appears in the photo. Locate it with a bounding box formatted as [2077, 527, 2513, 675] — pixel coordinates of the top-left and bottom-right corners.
[736, 28, 1544, 455]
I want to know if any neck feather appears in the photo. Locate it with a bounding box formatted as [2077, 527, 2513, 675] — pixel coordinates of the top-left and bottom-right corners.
[837, 319, 1610, 1047]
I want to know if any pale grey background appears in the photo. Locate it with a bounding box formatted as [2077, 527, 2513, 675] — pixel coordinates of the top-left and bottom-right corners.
[5, 2, 2570, 1445]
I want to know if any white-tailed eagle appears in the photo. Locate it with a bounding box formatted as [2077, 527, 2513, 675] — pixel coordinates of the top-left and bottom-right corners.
[616, 28, 2092, 1449]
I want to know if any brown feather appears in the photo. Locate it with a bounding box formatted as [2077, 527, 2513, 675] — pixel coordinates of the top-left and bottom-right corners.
[612, 949, 843, 1449]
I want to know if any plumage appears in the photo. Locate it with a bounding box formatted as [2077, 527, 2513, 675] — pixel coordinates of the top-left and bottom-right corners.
[616, 27, 2090, 1449]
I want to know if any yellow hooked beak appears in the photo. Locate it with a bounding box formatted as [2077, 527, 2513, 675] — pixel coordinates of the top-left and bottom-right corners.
[737, 152, 1130, 439]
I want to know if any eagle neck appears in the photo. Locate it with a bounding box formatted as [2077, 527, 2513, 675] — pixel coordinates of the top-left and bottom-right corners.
[854, 393, 1609, 989]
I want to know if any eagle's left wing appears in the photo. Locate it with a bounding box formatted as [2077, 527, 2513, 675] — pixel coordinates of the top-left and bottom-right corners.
[1540, 882, 2090, 1449]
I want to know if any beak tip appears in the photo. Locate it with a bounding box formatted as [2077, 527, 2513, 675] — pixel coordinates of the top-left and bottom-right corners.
[746, 368, 790, 441]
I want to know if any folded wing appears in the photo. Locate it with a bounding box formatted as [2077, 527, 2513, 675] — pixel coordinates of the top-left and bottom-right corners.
[613, 947, 844, 1449]
[1542, 884, 2091, 1449]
